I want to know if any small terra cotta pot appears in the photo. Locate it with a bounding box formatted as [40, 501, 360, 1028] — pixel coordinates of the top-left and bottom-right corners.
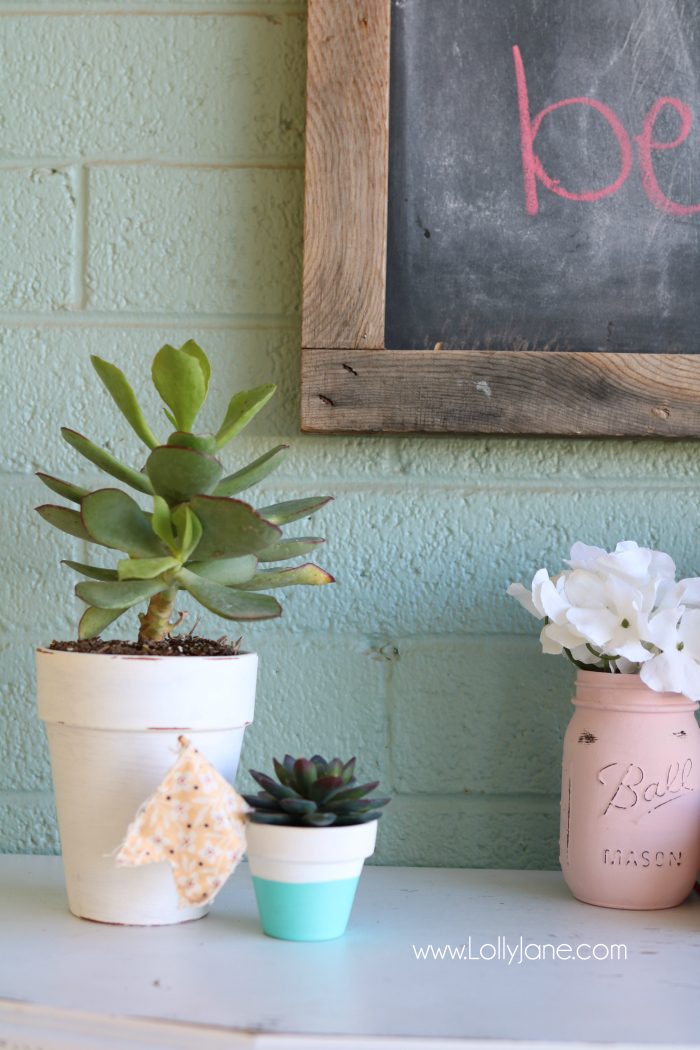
[560, 669, 700, 910]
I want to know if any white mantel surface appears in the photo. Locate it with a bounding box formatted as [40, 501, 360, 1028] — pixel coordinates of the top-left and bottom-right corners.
[0, 855, 699, 1049]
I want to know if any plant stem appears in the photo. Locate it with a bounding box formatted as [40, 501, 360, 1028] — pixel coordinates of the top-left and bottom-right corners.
[138, 588, 177, 644]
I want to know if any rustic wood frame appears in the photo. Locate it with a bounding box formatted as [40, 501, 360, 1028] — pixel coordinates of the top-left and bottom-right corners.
[300, 0, 700, 437]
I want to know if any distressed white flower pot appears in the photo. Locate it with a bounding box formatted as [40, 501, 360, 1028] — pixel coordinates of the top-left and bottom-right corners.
[36, 648, 257, 926]
[246, 820, 378, 941]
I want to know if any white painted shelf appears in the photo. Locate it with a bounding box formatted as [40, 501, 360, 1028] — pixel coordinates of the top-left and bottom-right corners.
[0, 856, 699, 1049]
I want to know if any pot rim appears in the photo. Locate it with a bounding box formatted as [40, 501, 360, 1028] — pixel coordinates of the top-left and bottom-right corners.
[36, 646, 258, 730]
[36, 646, 256, 661]
[245, 818, 379, 864]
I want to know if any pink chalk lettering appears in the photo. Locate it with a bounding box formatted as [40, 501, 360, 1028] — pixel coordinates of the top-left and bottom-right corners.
[635, 97, 700, 216]
[512, 45, 633, 216]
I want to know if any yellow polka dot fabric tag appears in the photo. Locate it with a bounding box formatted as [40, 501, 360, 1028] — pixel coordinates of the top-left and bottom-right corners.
[116, 735, 249, 907]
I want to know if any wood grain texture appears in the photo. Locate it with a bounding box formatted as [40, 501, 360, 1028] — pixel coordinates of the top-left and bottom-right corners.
[302, 0, 390, 350]
[301, 348, 700, 436]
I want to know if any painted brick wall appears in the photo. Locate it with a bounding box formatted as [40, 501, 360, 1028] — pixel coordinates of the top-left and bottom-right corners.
[1, 0, 698, 867]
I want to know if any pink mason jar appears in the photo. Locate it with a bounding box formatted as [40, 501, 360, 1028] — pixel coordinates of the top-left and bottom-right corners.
[560, 670, 700, 909]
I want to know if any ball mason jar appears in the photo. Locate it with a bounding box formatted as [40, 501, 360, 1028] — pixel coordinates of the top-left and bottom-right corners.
[560, 670, 700, 909]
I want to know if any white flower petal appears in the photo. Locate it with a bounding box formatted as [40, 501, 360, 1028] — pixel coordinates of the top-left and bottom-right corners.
[678, 609, 700, 661]
[680, 657, 700, 702]
[647, 549, 677, 580]
[641, 649, 690, 695]
[506, 581, 541, 618]
[539, 624, 564, 655]
[535, 573, 571, 623]
[598, 545, 651, 582]
[646, 607, 683, 650]
[563, 570, 609, 608]
[614, 656, 642, 674]
[655, 579, 685, 610]
[566, 542, 607, 570]
[566, 607, 619, 647]
[614, 639, 653, 663]
[679, 577, 700, 607]
[543, 620, 590, 651]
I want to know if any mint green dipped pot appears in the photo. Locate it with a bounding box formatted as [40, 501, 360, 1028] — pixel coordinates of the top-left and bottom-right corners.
[246, 821, 378, 941]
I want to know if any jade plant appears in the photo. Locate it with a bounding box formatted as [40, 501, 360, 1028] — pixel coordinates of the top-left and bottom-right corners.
[244, 755, 391, 827]
[36, 341, 333, 642]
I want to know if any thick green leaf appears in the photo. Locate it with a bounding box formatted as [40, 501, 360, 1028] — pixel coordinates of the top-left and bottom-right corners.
[331, 812, 382, 826]
[166, 431, 217, 454]
[79, 605, 128, 640]
[248, 812, 295, 826]
[292, 758, 318, 796]
[332, 798, 390, 814]
[63, 560, 118, 581]
[36, 473, 88, 505]
[186, 555, 257, 586]
[151, 495, 176, 549]
[117, 556, 179, 581]
[151, 344, 207, 432]
[179, 339, 211, 390]
[177, 567, 282, 622]
[61, 428, 154, 496]
[249, 770, 297, 800]
[214, 444, 289, 497]
[256, 536, 325, 563]
[146, 446, 222, 504]
[188, 496, 281, 559]
[310, 775, 344, 803]
[279, 797, 318, 816]
[90, 356, 158, 450]
[325, 781, 380, 804]
[272, 757, 292, 787]
[75, 577, 165, 610]
[302, 812, 337, 827]
[256, 496, 333, 526]
[171, 504, 203, 561]
[81, 489, 165, 557]
[242, 793, 280, 811]
[235, 563, 334, 590]
[36, 504, 93, 543]
[342, 757, 357, 785]
[214, 384, 275, 449]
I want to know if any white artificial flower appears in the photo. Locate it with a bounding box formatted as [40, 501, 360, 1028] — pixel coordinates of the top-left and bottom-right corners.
[508, 570, 588, 656]
[641, 608, 700, 701]
[678, 576, 700, 607]
[507, 540, 700, 695]
[563, 572, 652, 663]
[565, 542, 608, 570]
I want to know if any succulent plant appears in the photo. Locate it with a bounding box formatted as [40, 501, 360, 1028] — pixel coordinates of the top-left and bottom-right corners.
[36, 341, 334, 643]
[245, 755, 391, 827]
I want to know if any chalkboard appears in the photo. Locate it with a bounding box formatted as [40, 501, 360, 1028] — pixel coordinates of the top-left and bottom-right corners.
[386, 0, 700, 354]
[301, 0, 700, 436]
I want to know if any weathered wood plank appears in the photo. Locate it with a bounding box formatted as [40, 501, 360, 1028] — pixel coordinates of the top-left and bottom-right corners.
[302, 0, 390, 351]
[301, 348, 700, 436]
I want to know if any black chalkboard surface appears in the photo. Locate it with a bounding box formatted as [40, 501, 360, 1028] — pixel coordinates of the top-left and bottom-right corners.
[385, 0, 700, 353]
[301, 0, 700, 435]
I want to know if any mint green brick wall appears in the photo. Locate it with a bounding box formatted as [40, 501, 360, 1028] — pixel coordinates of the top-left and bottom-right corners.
[1, 2, 698, 866]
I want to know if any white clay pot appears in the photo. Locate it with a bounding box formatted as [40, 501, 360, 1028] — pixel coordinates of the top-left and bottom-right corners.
[246, 820, 378, 941]
[36, 647, 257, 925]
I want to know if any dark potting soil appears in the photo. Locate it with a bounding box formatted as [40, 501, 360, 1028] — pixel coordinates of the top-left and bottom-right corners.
[47, 635, 243, 657]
